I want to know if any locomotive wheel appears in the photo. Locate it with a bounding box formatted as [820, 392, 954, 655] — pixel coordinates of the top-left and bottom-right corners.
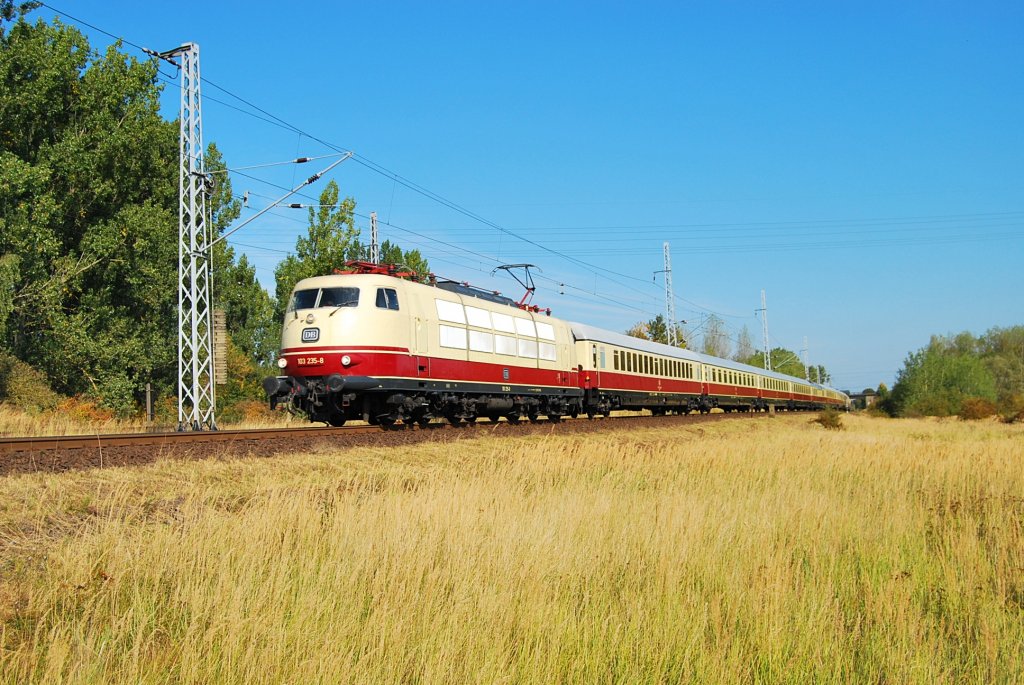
[445, 411, 464, 427]
[506, 413, 521, 425]
[548, 414, 562, 424]
[416, 415, 432, 428]
[586, 410, 596, 420]
[527, 412, 540, 424]
[487, 413, 501, 423]
[326, 413, 347, 427]
[378, 414, 398, 429]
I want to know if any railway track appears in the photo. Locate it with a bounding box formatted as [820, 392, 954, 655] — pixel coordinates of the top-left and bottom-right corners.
[0, 412, 765, 476]
[0, 424, 383, 455]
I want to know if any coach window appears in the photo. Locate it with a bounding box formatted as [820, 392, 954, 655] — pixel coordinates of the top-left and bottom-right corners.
[375, 287, 399, 311]
[600, 347, 607, 369]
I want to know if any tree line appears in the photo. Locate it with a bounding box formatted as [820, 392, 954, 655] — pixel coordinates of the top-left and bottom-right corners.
[0, 10, 425, 419]
[876, 327, 1024, 420]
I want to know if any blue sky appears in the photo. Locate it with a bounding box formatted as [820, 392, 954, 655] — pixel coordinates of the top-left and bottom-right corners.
[33, 1, 1023, 392]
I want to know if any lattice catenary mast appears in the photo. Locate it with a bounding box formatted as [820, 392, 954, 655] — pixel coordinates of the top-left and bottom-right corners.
[165, 43, 216, 431]
[759, 289, 771, 372]
[663, 242, 677, 346]
[370, 211, 380, 264]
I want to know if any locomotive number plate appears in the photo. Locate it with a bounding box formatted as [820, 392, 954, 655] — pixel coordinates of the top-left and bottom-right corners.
[301, 327, 320, 342]
[296, 357, 325, 366]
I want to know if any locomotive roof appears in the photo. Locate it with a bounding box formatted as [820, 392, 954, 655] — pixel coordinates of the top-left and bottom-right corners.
[569, 321, 842, 392]
[434, 280, 518, 307]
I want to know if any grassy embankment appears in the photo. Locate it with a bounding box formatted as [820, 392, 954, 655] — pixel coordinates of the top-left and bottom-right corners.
[0, 404, 295, 437]
[1, 414, 1021, 683]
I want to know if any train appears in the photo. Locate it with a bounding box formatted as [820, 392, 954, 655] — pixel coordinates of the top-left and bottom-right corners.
[262, 262, 850, 427]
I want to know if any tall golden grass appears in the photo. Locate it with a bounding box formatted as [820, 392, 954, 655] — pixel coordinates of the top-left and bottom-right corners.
[0, 403, 297, 437]
[1, 415, 1021, 683]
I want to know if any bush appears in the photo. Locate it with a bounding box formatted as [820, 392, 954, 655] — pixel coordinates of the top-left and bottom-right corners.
[812, 408, 844, 431]
[218, 399, 276, 425]
[998, 394, 1024, 424]
[56, 397, 115, 423]
[958, 397, 997, 421]
[0, 351, 62, 413]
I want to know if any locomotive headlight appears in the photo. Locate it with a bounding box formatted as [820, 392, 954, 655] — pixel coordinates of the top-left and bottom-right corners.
[305, 313, 315, 324]
[341, 355, 352, 367]
[277, 357, 288, 369]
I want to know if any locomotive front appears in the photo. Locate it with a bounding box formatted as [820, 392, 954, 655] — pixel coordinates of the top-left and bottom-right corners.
[262, 273, 413, 425]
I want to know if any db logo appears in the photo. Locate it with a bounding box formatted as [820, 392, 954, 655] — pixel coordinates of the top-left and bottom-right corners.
[301, 327, 320, 343]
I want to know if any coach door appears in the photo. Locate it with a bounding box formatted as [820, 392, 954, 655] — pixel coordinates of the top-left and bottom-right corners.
[590, 344, 602, 387]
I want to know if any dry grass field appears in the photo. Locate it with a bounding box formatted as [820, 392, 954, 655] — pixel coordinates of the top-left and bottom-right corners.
[0, 404, 297, 437]
[0, 414, 1021, 683]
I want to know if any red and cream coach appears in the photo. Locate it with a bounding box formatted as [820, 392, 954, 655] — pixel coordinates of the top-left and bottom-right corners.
[263, 263, 849, 427]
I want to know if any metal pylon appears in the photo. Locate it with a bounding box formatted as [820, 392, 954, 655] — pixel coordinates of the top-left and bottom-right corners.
[663, 242, 677, 346]
[168, 43, 216, 430]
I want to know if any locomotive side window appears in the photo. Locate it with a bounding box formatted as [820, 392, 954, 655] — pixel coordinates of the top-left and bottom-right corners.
[375, 288, 399, 311]
[469, 330, 493, 353]
[439, 325, 467, 350]
[435, 299, 465, 324]
[495, 334, 516, 356]
[536, 322, 556, 341]
[465, 306, 491, 328]
[539, 342, 556, 361]
[518, 339, 538, 358]
[515, 318, 537, 337]
[492, 312, 515, 333]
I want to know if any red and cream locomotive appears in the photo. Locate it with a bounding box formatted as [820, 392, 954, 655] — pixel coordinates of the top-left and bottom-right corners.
[263, 263, 849, 427]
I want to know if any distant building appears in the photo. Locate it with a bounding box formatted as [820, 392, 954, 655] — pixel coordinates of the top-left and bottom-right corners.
[848, 389, 878, 410]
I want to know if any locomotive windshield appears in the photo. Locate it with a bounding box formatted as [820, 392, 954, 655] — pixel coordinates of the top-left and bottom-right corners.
[287, 287, 360, 311]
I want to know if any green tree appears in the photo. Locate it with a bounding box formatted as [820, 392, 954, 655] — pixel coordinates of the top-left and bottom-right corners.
[889, 334, 997, 417]
[205, 144, 278, 367]
[273, 180, 360, 318]
[624, 314, 686, 347]
[746, 347, 807, 379]
[978, 326, 1024, 411]
[1, 15, 179, 414]
[0, 254, 17, 339]
[377, 240, 431, 279]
